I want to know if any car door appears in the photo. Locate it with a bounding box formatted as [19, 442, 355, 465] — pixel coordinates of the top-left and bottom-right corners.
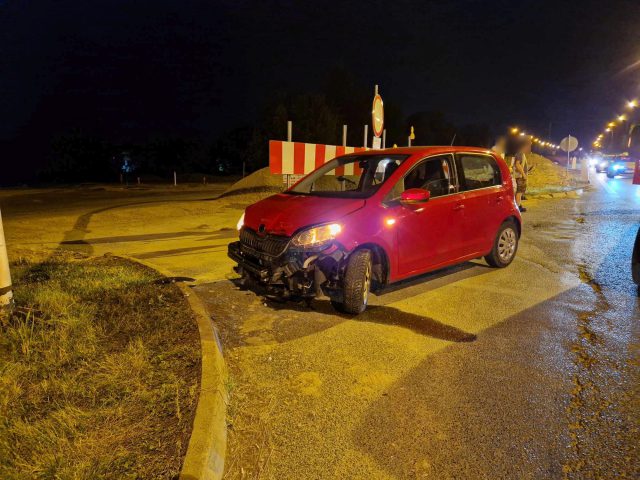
[384, 154, 466, 277]
[455, 152, 505, 255]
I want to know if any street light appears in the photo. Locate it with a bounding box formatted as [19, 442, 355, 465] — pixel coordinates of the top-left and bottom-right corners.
[510, 127, 519, 134]
[608, 122, 616, 128]
[628, 100, 638, 109]
[618, 114, 627, 121]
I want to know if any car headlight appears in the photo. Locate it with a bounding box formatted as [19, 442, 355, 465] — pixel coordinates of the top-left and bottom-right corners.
[236, 212, 245, 231]
[613, 164, 624, 171]
[291, 223, 342, 248]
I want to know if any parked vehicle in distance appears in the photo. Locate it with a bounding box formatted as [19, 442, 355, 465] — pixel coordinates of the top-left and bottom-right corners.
[228, 147, 522, 314]
[595, 157, 610, 173]
[606, 157, 635, 178]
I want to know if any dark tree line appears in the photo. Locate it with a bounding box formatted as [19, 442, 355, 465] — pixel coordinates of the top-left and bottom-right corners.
[39, 69, 494, 183]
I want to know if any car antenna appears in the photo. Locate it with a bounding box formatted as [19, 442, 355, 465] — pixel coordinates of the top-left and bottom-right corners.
[450, 133, 457, 146]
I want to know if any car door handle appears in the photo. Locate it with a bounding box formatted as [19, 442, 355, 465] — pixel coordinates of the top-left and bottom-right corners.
[453, 203, 465, 211]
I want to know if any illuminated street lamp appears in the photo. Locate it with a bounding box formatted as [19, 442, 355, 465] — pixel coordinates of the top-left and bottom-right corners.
[605, 127, 611, 132]
[628, 100, 638, 109]
[608, 122, 616, 128]
[510, 127, 519, 134]
[618, 114, 626, 122]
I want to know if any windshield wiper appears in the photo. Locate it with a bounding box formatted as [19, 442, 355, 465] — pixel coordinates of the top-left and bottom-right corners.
[336, 175, 357, 186]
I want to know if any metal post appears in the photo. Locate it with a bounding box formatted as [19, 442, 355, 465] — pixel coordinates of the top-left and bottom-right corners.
[382, 129, 386, 149]
[0, 208, 13, 308]
[285, 121, 292, 187]
[374, 84, 378, 95]
[364, 125, 368, 148]
[174, 171, 177, 186]
[408, 136, 412, 147]
[342, 125, 347, 147]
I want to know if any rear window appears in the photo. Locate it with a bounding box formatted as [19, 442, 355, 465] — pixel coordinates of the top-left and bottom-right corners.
[458, 154, 502, 190]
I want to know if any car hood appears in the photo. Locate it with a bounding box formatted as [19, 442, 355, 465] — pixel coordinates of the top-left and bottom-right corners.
[244, 194, 365, 237]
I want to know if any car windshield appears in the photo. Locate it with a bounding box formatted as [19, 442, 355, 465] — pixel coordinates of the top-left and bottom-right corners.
[288, 154, 409, 198]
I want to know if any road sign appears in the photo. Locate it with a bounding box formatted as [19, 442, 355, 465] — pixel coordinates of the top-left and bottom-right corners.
[372, 91, 384, 138]
[560, 135, 578, 152]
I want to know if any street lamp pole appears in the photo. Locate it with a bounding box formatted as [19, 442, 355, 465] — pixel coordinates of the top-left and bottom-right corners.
[0, 207, 13, 308]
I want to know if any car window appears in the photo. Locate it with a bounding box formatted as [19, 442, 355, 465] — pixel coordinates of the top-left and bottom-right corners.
[458, 154, 501, 191]
[385, 154, 456, 202]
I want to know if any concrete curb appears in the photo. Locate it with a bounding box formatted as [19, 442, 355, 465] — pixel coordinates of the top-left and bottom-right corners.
[528, 185, 591, 199]
[116, 255, 228, 480]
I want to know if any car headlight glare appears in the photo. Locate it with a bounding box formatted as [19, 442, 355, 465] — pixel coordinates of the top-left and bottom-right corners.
[237, 212, 245, 231]
[291, 223, 342, 248]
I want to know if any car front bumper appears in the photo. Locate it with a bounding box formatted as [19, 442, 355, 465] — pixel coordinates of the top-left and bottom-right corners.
[228, 238, 346, 299]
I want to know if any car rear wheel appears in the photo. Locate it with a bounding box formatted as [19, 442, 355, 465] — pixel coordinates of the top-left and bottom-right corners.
[485, 221, 519, 268]
[333, 249, 372, 314]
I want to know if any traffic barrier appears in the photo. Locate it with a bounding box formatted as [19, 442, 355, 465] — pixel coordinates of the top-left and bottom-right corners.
[269, 140, 366, 176]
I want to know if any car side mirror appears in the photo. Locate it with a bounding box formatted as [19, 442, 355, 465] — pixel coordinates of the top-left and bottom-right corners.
[400, 188, 430, 205]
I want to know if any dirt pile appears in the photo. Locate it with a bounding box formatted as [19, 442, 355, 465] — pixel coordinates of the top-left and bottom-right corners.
[222, 167, 284, 198]
[525, 153, 580, 194]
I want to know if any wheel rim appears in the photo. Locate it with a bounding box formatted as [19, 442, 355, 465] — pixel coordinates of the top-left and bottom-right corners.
[498, 227, 517, 262]
[363, 262, 371, 305]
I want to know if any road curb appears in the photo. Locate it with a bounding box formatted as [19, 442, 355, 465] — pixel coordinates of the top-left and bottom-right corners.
[528, 185, 591, 199]
[116, 255, 228, 480]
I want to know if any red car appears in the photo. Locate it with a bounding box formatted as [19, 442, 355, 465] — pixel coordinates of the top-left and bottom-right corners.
[228, 146, 521, 314]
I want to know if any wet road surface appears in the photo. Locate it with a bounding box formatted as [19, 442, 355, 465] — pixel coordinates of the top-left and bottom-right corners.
[196, 172, 639, 479]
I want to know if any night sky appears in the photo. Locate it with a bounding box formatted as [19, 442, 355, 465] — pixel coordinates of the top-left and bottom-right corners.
[2, 0, 640, 183]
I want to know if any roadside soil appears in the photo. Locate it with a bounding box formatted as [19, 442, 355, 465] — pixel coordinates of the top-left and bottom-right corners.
[0, 252, 201, 479]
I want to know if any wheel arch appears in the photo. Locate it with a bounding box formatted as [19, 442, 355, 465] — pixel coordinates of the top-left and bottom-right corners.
[351, 242, 390, 290]
[504, 215, 522, 238]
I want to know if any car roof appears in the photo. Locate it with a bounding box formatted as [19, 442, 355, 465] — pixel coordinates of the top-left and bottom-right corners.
[353, 145, 494, 157]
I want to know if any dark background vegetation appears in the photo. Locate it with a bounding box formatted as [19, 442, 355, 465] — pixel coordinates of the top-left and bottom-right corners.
[1, 0, 639, 184]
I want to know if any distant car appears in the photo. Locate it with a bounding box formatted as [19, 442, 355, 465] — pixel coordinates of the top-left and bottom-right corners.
[595, 158, 610, 173]
[633, 227, 640, 286]
[606, 158, 635, 178]
[228, 146, 521, 314]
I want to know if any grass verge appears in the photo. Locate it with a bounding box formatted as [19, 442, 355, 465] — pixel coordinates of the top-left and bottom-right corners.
[0, 252, 200, 479]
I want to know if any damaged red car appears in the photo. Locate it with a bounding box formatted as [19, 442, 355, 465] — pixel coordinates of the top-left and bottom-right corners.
[228, 146, 521, 314]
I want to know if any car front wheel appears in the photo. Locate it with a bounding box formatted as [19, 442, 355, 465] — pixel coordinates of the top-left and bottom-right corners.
[485, 221, 519, 268]
[333, 249, 372, 314]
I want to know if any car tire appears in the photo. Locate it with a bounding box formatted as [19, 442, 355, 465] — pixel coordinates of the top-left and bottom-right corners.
[336, 249, 372, 314]
[485, 220, 519, 268]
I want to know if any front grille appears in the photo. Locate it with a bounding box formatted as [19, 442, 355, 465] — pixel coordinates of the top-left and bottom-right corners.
[239, 228, 290, 257]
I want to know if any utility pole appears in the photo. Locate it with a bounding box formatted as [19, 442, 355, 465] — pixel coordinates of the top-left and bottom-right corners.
[0, 207, 13, 308]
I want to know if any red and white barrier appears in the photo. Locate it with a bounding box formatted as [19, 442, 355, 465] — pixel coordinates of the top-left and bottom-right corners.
[269, 140, 366, 175]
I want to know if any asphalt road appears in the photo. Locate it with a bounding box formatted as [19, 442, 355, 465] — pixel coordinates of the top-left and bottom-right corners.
[197, 172, 640, 479]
